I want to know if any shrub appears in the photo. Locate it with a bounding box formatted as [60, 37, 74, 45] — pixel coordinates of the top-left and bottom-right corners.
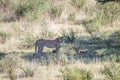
[15, 0, 48, 20]
[59, 66, 94, 80]
[49, 5, 63, 19]
[19, 63, 36, 77]
[106, 30, 120, 46]
[68, 12, 76, 21]
[109, 30, 120, 42]
[95, 2, 120, 26]
[15, 4, 29, 17]
[0, 0, 49, 21]
[0, 54, 19, 80]
[82, 19, 101, 40]
[70, 0, 84, 10]
[0, 0, 17, 10]
[62, 29, 77, 43]
[102, 63, 120, 80]
[15, 0, 39, 17]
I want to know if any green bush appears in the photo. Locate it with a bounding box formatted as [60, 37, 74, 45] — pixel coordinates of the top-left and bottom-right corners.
[68, 12, 76, 21]
[109, 30, 120, 42]
[95, 2, 120, 26]
[0, 0, 49, 21]
[49, 5, 63, 19]
[102, 63, 120, 80]
[106, 30, 120, 46]
[14, 0, 48, 20]
[62, 29, 77, 43]
[0, 0, 17, 10]
[70, 0, 84, 9]
[15, 0, 39, 17]
[59, 66, 94, 80]
[82, 19, 101, 40]
[15, 4, 29, 17]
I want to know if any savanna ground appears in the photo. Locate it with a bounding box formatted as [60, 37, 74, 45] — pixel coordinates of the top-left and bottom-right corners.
[0, 0, 120, 80]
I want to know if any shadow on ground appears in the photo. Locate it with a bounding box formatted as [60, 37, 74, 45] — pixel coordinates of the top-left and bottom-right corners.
[0, 52, 7, 60]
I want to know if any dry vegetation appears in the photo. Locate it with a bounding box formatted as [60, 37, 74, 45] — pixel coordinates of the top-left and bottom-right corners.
[0, 0, 120, 80]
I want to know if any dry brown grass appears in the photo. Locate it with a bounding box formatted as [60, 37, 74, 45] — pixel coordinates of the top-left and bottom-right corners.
[0, 60, 105, 80]
[0, 21, 86, 52]
[0, 1, 120, 80]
